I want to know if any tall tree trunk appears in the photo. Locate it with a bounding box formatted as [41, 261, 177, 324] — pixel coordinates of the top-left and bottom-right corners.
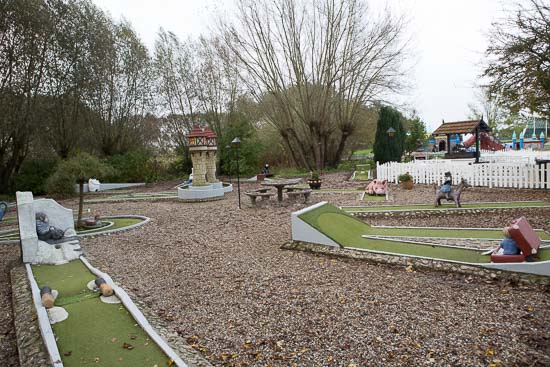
[331, 131, 350, 167]
[77, 180, 84, 228]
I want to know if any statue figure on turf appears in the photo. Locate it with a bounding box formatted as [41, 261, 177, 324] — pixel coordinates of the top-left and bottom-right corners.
[439, 171, 453, 199]
[434, 178, 470, 208]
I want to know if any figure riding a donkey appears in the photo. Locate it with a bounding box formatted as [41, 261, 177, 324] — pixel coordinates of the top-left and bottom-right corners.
[434, 171, 470, 208]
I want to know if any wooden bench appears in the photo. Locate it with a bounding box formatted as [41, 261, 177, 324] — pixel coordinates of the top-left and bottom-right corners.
[286, 189, 312, 203]
[244, 191, 274, 206]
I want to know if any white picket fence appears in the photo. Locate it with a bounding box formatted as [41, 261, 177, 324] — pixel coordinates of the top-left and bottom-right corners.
[377, 160, 550, 189]
[480, 149, 550, 164]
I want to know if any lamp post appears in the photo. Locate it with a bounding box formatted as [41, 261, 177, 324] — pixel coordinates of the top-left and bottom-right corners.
[231, 137, 241, 209]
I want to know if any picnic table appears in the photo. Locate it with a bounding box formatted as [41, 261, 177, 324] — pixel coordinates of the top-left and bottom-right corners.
[261, 178, 302, 202]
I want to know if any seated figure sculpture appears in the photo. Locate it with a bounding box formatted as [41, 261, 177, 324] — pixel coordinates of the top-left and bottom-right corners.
[498, 227, 521, 255]
[35, 212, 67, 243]
[440, 171, 452, 199]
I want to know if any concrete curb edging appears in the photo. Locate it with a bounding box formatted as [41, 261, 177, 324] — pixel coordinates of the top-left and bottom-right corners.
[24, 264, 63, 366]
[291, 201, 340, 248]
[282, 241, 550, 286]
[1, 215, 150, 244]
[79, 257, 188, 367]
[78, 215, 150, 238]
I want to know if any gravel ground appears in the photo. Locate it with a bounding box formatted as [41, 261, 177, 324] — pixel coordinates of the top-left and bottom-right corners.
[0, 245, 20, 367]
[1, 172, 549, 366]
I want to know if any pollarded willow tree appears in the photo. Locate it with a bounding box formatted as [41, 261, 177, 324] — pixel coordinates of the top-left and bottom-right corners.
[221, 0, 409, 170]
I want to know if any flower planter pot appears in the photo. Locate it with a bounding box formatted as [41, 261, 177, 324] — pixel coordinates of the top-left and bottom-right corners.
[307, 179, 322, 190]
[400, 181, 414, 190]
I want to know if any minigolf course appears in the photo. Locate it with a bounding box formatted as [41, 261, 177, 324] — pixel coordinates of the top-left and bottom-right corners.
[32, 261, 169, 366]
[14, 192, 186, 366]
[343, 200, 550, 213]
[292, 202, 550, 275]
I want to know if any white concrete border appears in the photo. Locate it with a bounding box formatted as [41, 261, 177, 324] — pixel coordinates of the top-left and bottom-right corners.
[78, 215, 150, 238]
[25, 264, 63, 367]
[76, 182, 146, 193]
[291, 202, 550, 276]
[291, 202, 340, 248]
[348, 245, 550, 276]
[79, 257, 187, 367]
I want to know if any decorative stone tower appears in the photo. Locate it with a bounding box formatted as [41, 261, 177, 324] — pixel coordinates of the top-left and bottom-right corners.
[187, 125, 218, 186]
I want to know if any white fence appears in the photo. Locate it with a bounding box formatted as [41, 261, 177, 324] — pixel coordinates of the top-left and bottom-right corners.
[377, 160, 550, 189]
[480, 149, 550, 163]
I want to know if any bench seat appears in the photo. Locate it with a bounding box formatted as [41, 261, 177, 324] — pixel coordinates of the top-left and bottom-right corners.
[244, 191, 274, 206]
[286, 189, 312, 203]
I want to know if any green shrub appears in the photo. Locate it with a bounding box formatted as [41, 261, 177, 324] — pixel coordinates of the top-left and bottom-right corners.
[46, 168, 77, 198]
[168, 146, 193, 178]
[398, 172, 413, 182]
[105, 150, 154, 183]
[15, 158, 58, 195]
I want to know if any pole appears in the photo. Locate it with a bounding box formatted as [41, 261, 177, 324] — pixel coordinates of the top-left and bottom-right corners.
[236, 147, 241, 209]
[475, 128, 480, 163]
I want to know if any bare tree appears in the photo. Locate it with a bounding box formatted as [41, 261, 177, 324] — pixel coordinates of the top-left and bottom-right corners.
[220, 0, 408, 169]
[467, 86, 507, 129]
[195, 36, 241, 137]
[84, 19, 153, 156]
[154, 29, 200, 148]
[483, 0, 550, 120]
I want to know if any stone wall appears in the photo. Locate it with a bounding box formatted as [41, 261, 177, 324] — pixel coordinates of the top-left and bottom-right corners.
[11, 265, 50, 367]
[282, 241, 550, 286]
[205, 150, 217, 183]
[190, 151, 207, 186]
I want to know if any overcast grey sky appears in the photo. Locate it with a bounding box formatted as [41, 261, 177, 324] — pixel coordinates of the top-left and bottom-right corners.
[92, 0, 514, 132]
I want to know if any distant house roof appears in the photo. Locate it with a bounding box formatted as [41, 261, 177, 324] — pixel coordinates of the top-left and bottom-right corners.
[523, 119, 548, 138]
[432, 119, 491, 135]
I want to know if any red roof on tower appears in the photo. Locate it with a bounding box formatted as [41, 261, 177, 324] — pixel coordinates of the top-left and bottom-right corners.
[187, 125, 205, 138]
[203, 126, 217, 138]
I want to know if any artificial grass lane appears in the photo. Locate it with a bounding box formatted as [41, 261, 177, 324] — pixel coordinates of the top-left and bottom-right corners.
[300, 204, 493, 263]
[300, 203, 550, 262]
[0, 217, 145, 241]
[32, 260, 169, 366]
[344, 201, 549, 212]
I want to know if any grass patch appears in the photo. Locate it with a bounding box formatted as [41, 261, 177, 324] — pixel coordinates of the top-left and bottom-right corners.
[33, 260, 96, 304]
[299, 204, 493, 263]
[79, 217, 144, 235]
[33, 261, 169, 366]
[353, 172, 370, 181]
[0, 217, 146, 240]
[344, 201, 549, 212]
[362, 195, 387, 202]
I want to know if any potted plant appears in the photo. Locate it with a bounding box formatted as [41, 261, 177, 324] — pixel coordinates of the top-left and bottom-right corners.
[398, 172, 414, 189]
[307, 171, 322, 190]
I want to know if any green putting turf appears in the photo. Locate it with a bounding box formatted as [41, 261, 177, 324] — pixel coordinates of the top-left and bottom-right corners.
[79, 217, 144, 235]
[33, 260, 96, 304]
[362, 195, 387, 202]
[86, 195, 176, 203]
[0, 217, 145, 241]
[353, 172, 370, 180]
[343, 201, 549, 212]
[33, 261, 169, 366]
[298, 204, 550, 264]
